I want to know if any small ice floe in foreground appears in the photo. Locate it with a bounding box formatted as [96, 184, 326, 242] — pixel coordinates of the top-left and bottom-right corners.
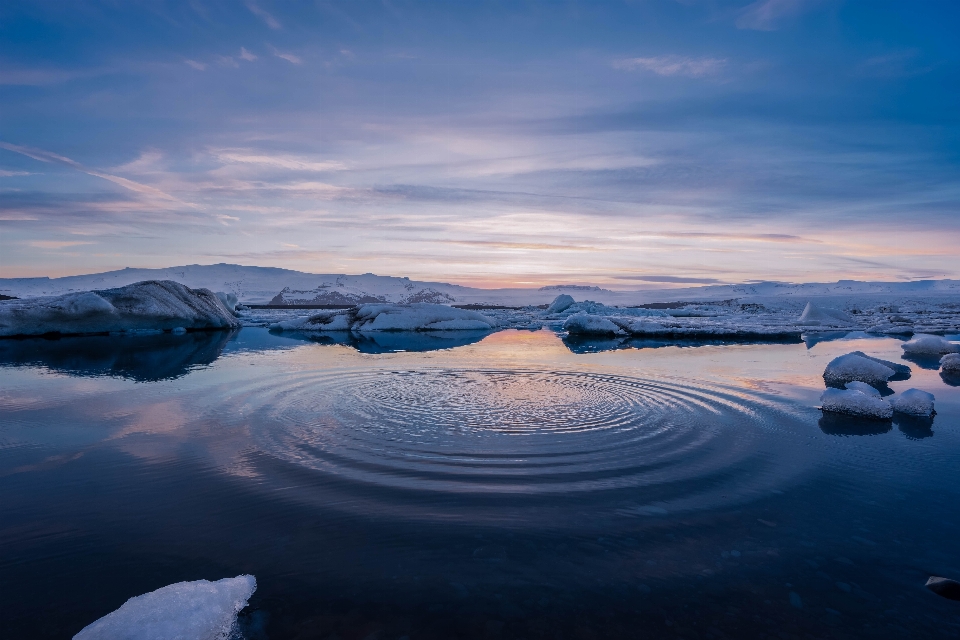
[820, 386, 892, 419]
[925, 576, 960, 601]
[74, 575, 256, 640]
[942, 353, 960, 373]
[823, 353, 897, 387]
[902, 334, 960, 356]
[798, 302, 853, 326]
[270, 303, 497, 332]
[844, 381, 881, 397]
[892, 389, 935, 417]
[0, 280, 239, 337]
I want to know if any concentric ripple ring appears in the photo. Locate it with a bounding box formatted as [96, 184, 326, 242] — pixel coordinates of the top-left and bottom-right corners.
[233, 368, 807, 505]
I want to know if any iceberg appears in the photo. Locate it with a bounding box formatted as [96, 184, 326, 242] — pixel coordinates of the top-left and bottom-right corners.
[941, 353, 960, 373]
[562, 312, 626, 335]
[270, 303, 497, 333]
[545, 294, 575, 314]
[215, 291, 239, 313]
[0, 280, 239, 337]
[901, 334, 960, 356]
[844, 381, 881, 397]
[892, 389, 935, 417]
[820, 387, 893, 419]
[73, 575, 256, 640]
[822, 353, 896, 387]
[798, 302, 854, 326]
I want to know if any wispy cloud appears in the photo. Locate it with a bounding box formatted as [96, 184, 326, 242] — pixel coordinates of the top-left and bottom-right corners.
[246, 1, 281, 29]
[271, 47, 302, 64]
[214, 150, 346, 171]
[184, 59, 207, 71]
[0, 170, 32, 177]
[0, 142, 183, 204]
[26, 240, 95, 249]
[612, 275, 724, 284]
[613, 55, 727, 78]
[736, 0, 808, 31]
[239, 47, 258, 62]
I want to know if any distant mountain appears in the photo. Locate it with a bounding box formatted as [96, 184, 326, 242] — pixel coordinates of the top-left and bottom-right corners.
[2, 263, 958, 306]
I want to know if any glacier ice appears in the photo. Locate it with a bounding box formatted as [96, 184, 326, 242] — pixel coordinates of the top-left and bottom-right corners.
[892, 389, 935, 417]
[901, 334, 960, 356]
[844, 381, 881, 397]
[73, 575, 256, 640]
[941, 353, 960, 373]
[820, 387, 893, 419]
[545, 294, 575, 314]
[215, 291, 239, 313]
[823, 353, 896, 387]
[270, 303, 497, 333]
[798, 302, 854, 326]
[562, 312, 625, 335]
[0, 280, 239, 337]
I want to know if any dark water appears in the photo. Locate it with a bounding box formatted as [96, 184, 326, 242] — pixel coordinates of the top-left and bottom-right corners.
[1, 329, 959, 639]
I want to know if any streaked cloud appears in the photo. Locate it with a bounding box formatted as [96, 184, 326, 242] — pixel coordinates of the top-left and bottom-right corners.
[736, 0, 809, 31]
[613, 55, 727, 78]
[26, 240, 95, 249]
[246, 1, 281, 29]
[184, 59, 207, 71]
[239, 47, 258, 62]
[271, 48, 302, 64]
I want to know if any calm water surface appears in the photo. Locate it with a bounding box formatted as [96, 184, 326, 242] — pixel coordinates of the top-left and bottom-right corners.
[1, 329, 959, 638]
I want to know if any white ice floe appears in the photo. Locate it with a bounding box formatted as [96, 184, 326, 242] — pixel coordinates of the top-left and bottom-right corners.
[545, 294, 575, 314]
[798, 302, 853, 326]
[822, 353, 896, 386]
[844, 381, 881, 398]
[73, 575, 256, 640]
[562, 312, 626, 335]
[892, 389, 935, 417]
[820, 387, 893, 419]
[941, 353, 960, 373]
[270, 303, 497, 333]
[0, 280, 239, 337]
[901, 334, 960, 356]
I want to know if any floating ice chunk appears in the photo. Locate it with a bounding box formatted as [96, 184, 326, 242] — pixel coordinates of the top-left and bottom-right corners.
[562, 312, 625, 335]
[847, 350, 911, 377]
[0, 280, 239, 337]
[902, 334, 960, 356]
[941, 353, 960, 373]
[844, 381, 881, 397]
[73, 575, 256, 640]
[545, 294, 575, 314]
[892, 389, 935, 417]
[823, 353, 895, 386]
[820, 388, 893, 419]
[270, 303, 496, 332]
[798, 302, 853, 326]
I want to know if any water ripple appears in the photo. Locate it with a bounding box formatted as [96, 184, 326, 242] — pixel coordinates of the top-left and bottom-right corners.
[234, 368, 809, 509]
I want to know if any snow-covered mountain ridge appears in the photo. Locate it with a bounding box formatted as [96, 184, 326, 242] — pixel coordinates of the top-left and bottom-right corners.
[2, 264, 960, 307]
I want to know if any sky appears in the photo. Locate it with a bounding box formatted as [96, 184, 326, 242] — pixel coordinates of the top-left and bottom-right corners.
[1, 0, 959, 288]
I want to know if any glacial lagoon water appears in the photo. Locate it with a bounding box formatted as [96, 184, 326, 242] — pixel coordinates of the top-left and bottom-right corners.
[1, 328, 959, 638]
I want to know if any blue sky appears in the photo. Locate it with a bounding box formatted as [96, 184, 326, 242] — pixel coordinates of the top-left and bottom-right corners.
[1, 1, 958, 287]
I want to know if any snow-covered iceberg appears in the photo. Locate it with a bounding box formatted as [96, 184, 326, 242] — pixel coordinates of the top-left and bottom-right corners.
[270, 303, 497, 333]
[941, 353, 960, 374]
[73, 575, 256, 640]
[545, 294, 575, 314]
[822, 353, 897, 387]
[892, 389, 935, 417]
[820, 387, 893, 419]
[901, 334, 960, 356]
[798, 302, 853, 326]
[0, 280, 239, 337]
